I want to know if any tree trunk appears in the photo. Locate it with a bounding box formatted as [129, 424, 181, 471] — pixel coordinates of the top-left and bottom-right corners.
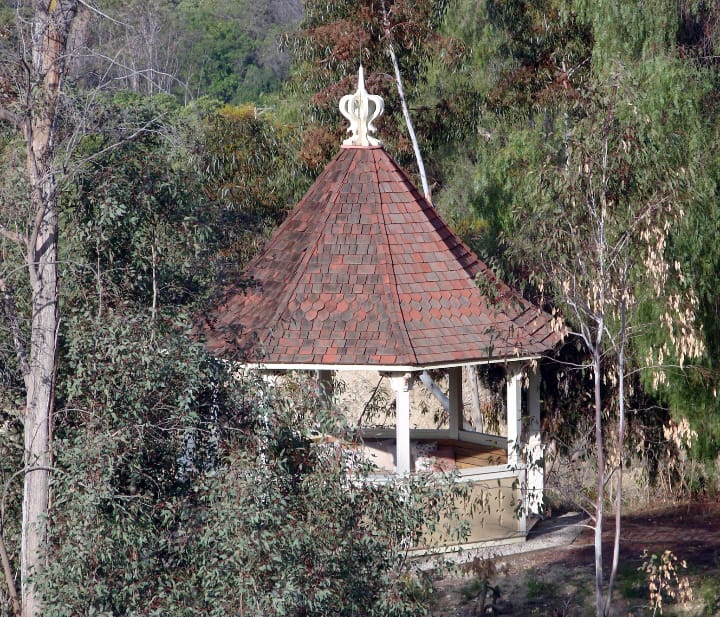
[606, 303, 627, 610]
[18, 3, 78, 616]
[21, 180, 58, 617]
[381, 0, 431, 201]
[593, 344, 606, 617]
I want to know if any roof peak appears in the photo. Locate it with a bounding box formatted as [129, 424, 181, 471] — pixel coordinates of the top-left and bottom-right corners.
[339, 66, 384, 147]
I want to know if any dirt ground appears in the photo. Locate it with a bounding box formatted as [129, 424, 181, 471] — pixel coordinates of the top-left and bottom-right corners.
[431, 499, 720, 616]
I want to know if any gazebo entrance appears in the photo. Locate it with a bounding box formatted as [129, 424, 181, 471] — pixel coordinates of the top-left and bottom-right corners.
[315, 361, 544, 548]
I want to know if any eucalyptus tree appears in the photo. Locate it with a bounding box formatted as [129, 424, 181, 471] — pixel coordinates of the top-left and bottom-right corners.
[433, 0, 593, 258]
[0, 3, 84, 615]
[193, 104, 310, 276]
[64, 93, 215, 323]
[29, 316, 467, 617]
[428, 2, 717, 615]
[511, 67, 707, 615]
[0, 3, 199, 615]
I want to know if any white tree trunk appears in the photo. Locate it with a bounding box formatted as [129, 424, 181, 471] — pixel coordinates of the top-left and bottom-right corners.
[18, 3, 77, 616]
[606, 303, 627, 610]
[381, 1, 431, 201]
[21, 178, 59, 617]
[593, 354, 605, 616]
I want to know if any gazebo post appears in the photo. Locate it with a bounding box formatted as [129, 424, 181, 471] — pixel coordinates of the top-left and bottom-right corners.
[506, 362, 523, 467]
[448, 366, 463, 440]
[527, 364, 544, 512]
[390, 372, 413, 474]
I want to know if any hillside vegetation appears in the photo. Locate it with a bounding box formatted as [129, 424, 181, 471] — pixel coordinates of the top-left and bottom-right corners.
[1, 1, 720, 616]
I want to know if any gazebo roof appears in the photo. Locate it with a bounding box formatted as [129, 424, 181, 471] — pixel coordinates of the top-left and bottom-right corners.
[201, 71, 560, 370]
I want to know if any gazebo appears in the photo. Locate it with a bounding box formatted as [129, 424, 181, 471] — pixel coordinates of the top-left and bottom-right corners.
[202, 69, 561, 547]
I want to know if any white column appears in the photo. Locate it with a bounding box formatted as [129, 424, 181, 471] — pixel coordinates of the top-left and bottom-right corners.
[390, 373, 414, 474]
[506, 362, 523, 467]
[518, 467, 528, 534]
[448, 366, 463, 440]
[526, 363, 544, 513]
[259, 371, 278, 399]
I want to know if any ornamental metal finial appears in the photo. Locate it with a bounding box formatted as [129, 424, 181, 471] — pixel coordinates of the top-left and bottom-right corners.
[339, 66, 384, 146]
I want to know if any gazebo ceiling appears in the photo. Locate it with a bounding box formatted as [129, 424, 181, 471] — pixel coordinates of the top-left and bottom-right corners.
[200, 70, 561, 370]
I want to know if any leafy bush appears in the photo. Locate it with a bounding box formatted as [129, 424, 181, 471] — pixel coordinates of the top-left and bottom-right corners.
[32, 313, 463, 616]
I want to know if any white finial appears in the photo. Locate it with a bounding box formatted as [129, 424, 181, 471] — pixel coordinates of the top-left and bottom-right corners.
[339, 66, 384, 146]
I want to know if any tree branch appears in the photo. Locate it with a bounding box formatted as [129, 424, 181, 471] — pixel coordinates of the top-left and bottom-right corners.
[77, 0, 126, 26]
[0, 107, 23, 131]
[26, 189, 47, 289]
[61, 118, 159, 180]
[0, 276, 30, 380]
[380, 0, 431, 201]
[0, 224, 26, 247]
[0, 524, 20, 617]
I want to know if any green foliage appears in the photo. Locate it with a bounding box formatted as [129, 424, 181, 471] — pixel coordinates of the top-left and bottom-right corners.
[438, 119, 560, 258]
[618, 562, 646, 600]
[698, 575, 720, 616]
[508, 59, 707, 391]
[193, 104, 311, 274]
[620, 55, 720, 460]
[62, 93, 217, 315]
[435, 0, 593, 259]
[0, 117, 32, 617]
[177, 0, 296, 103]
[38, 315, 223, 615]
[173, 439, 456, 616]
[0, 133, 30, 391]
[525, 576, 557, 600]
[647, 80, 720, 461]
[68, 0, 299, 104]
[570, 0, 678, 69]
[435, 0, 720, 469]
[30, 312, 463, 616]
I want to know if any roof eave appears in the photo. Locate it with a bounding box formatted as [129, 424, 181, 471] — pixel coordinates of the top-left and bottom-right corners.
[240, 354, 547, 372]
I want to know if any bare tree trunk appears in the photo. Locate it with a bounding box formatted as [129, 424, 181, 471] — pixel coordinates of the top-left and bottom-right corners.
[606, 303, 627, 609]
[593, 343, 605, 617]
[21, 180, 58, 617]
[587, 118, 612, 617]
[151, 240, 158, 340]
[7, 3, 78, 616]
[380, 1, 431, 201]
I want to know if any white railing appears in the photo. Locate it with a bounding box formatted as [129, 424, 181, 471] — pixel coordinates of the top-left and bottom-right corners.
[359, 428, 508, 450]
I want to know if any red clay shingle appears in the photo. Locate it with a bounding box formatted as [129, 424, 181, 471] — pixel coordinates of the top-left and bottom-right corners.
[201, 145, 561, 367]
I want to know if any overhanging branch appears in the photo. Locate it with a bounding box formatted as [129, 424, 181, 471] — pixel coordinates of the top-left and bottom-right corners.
[0, 224, 26, 246]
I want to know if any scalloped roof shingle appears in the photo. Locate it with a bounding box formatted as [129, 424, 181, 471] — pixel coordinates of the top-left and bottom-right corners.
[201, 145, 560, 368]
